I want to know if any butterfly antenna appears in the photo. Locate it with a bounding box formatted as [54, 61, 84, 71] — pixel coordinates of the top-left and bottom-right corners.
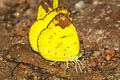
[53, 0, 58, 9]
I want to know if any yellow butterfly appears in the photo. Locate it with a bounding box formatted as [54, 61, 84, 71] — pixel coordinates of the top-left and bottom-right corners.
[29, 0, 82, 62]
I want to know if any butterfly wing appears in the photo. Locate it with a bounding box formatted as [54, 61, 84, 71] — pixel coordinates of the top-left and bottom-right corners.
[37, 0, 53, 20]
[37, 13, 80, 62]
[29, 7, 71, 52]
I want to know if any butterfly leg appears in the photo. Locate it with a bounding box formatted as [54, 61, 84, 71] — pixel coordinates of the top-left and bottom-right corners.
[73, 61, 78, 73]
[65, 61, 69, 71]
[77, 59, 83, 67]
[76, 60, 82, 72]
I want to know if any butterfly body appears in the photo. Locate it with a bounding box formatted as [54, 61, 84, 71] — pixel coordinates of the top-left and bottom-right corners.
[29, 0, 82, 62]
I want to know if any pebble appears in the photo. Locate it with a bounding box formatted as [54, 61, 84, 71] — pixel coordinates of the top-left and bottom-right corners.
[106, 55, 111, 61]
[105, 49, 116, 57]
[71, 0, 86, 13]
[0, 56, 3, 61]
[93, 51, 101, 57]
[6, 54, 11, 59]
[105, 49, 116, 61]
[75, 1, 85, 10]
[23, 78, 27, 80]
[34, 75, 38, 80]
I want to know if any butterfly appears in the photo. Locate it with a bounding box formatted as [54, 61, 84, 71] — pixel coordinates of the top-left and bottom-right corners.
[29, 0, 82, 62]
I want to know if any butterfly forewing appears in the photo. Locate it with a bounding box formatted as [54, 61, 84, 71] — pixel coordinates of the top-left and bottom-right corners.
[37, 0, 53, 20]
[37, 13, 79, 61]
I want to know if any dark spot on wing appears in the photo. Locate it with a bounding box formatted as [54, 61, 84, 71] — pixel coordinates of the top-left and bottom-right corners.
[64, 49, 66, 51]
[56, 42, 62, 48]
[48, 50, 50, 53]
[64, 53, 66, 56]
[67, 46, 70, 49]
[60, 35, 67, 38]
[74, 42, 77, 44]
[55, 52, 57, 55]
[49, 35, 53, 39]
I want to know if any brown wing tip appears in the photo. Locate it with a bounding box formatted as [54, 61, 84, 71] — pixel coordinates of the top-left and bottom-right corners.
[40, 0, 52, 12]
[55, 14, 72, 29]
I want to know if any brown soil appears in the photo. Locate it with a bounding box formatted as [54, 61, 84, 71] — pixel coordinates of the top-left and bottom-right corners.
[0, 0, 120, 80]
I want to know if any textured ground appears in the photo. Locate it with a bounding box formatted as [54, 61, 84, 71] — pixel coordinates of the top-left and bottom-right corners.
[0, 0, 120, 80]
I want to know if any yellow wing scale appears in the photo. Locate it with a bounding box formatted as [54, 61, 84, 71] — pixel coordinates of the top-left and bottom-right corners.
[29, 0, 81, 62]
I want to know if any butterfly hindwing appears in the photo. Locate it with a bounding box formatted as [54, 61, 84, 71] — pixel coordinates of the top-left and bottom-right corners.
[37, 13, 79, 61]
